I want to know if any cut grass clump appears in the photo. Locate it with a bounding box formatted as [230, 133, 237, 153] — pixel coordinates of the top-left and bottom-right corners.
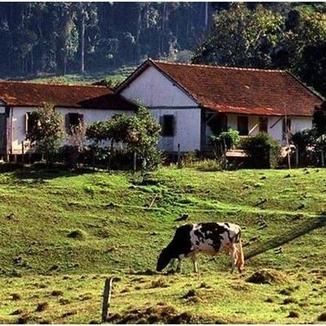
[317, 312, 326, 322]
[246, 269, 288, 285]
[67, 229, 87, 240]
[35, 302, 49, 312]
[107, 305, 198, 324]
[287, 311, 299, 318]
[11, 293, 21, 300]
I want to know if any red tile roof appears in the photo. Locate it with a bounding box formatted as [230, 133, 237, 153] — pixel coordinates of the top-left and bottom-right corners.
[0, 81, 136, 110]
[118, 59, 323, 117]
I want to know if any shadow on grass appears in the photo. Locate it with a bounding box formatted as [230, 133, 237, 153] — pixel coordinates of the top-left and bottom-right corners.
[245, 213, 326, 260]
[0, 163, 97, 182]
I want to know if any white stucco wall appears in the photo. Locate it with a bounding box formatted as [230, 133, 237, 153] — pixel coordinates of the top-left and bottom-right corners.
[10, 107, 131, 154]
[120, 65, 201, 152]
[291, 117, 312, 134]
[226, 115, 259, 136]
[151, 108, 201, 152]
[222, 114, 313, 144]
[120, 66, 198, 108]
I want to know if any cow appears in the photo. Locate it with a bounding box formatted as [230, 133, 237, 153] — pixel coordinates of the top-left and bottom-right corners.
[156, 222, 244, 273]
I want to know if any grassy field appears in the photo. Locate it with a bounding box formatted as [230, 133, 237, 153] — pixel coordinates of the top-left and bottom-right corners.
[0, 166, 325, 323]
[23, 66, 137, 87]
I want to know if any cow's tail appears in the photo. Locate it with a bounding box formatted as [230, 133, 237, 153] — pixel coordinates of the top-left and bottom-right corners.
[237, 231, 245, 273]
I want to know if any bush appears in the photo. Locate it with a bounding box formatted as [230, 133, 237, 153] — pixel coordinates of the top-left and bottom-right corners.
[86, 107, 161, 172]
[210, 128, 240, 157]
[240, 133, 280, 168]
[292, 129, 317, 166]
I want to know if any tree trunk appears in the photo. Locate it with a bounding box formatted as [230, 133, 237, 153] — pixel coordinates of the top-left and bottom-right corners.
[80, 10, 85, 73]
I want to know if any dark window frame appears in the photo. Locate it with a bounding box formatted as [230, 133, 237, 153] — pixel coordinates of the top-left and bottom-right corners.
[237, 116, 249, 136]
[259, 117, 268, 133]
[161, 114, 175, 137]
[25, 112, 39, 137]
[65, 113, 84, 134]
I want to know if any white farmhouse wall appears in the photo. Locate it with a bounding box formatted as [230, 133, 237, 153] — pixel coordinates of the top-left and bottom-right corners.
[225, 114, 312, 144]
[268, 117, 283, 143]
[151, 108, 201, 152]
[291, 117, 312, 134]
[10, 107, 132, 154]
[226, 115, 259, 136]
[120, 66, 198, 107]
[121, 65, 201, 152]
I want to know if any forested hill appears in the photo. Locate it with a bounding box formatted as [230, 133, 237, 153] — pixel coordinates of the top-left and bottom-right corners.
[0, 2, 325, 96]
[0, 2, 214, 77]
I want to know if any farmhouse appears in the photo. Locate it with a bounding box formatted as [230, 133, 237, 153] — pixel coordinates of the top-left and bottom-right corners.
[117, 59, 324, 153]
[0, 59, 324, 159]
[0, 82, 136, 159]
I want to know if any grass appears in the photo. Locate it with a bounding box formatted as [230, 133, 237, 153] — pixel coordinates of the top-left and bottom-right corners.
[23, 65, 137, 87]
[0, 166, 325, 323]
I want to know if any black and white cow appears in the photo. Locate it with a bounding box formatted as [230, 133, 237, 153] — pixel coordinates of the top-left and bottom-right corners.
[156, 222, 244, 273]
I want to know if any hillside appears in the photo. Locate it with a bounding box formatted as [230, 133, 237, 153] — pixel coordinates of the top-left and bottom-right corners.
[0, 167, 325, 323]
[23, 66, 137, 86]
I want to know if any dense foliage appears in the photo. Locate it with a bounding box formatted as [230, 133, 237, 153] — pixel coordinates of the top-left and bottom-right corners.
[27, 103, 64, 163]
[210, 128, 240, 158]
[0, 2, 213, 76]
[86, 107, 161, 171]
[241, 132, 281, 168]
[1, 2, 325, 97]
[193, 3, 326, 96]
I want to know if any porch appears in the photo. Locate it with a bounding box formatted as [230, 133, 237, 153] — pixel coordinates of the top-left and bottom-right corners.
[200, 111, 289, 151]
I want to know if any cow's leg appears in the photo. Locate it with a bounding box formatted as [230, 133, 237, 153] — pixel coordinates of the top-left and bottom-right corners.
[176, 258, 182, 273]
[236, 240, 245, 273]
[167, 259, 176, 272]
[228, 244, 238, 273]
[191, 255, 198, 273]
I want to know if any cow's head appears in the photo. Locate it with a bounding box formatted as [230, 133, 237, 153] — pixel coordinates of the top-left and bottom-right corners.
[156, 247, 171, 272]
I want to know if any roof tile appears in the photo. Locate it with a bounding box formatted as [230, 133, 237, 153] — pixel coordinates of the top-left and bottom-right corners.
[0, 81, 136, 110]
[151, 60, 323, 116]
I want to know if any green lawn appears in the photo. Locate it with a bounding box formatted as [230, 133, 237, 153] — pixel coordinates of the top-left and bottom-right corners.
[24, 66, 137, 86]
[0, 167, 325, 323]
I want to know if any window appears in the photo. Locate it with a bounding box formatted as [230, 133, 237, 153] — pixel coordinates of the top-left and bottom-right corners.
[25, 112, 38, 137]
[282, 117, 292, 140]
[65, 113, 84, 134]
[237, 116, 248, 135]
[259, 117, 268, 133]
[161, 115, 175, 137]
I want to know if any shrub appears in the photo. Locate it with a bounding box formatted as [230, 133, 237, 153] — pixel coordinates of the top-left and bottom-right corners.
[27, 103, 64, 164]
[210, 128, 240, 157]
[86, 106, 161, 171]
[240, 132, 280, 168]
[292, 129, 317, 166]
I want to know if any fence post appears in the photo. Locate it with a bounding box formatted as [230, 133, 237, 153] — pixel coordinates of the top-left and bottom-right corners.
[321, 150, 325, 167]
[101, 277, 115, 323]
[295, 147, 299, 167]
[177, 144, 181, 168]
[21, 141, 25, 165]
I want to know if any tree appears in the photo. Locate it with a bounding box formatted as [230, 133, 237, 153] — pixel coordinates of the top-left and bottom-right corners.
[27, 103, 64, 164]
[313, 101, 326, 137]
[192, 3, 284, 68]
[86, 107, 161, 171]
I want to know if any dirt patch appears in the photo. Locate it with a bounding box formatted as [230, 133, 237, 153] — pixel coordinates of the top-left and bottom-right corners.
[107, 304, 199, 324]
[246, 269, 288, 285]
